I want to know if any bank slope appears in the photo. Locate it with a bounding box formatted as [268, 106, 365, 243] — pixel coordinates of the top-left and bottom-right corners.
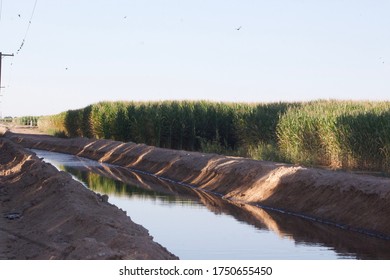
[0, 137, 178, 260]
[4, 131, 390, 239]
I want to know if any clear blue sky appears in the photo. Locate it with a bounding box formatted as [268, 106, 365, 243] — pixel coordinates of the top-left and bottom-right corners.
[1, 0, 389, 116]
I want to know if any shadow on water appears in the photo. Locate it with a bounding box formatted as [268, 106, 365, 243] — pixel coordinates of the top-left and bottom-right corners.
[59, 162, 390, 260]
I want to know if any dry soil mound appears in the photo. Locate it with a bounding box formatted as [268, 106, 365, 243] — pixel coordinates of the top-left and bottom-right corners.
[0, 138, 178, 260]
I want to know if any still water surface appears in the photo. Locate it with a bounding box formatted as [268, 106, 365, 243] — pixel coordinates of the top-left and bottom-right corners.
[33, 149, 390, 260]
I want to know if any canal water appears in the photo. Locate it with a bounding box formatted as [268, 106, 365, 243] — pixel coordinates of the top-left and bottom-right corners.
[32, 149, 390, 260]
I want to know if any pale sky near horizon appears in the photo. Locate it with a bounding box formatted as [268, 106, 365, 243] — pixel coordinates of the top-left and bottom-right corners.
[0, 0, 389, 117]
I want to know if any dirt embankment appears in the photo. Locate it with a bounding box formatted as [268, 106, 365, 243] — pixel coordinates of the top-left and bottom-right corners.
[3, 130, 390, 239]
[0, 137, 178, 260]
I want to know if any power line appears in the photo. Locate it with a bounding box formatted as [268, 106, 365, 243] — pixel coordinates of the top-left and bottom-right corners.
[17, 0, 38, 54]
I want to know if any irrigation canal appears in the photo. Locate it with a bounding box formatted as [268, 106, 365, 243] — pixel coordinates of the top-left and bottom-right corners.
[32, 149, 390, 260]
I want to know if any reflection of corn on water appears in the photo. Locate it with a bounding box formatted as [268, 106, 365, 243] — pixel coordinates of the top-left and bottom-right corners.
[34, 149, 390, 260]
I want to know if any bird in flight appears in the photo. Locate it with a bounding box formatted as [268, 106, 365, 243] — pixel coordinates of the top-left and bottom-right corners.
[236, 26, 242, 31]
[18, 14, 21, 18]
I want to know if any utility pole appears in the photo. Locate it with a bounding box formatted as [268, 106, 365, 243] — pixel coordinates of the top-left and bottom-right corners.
[0, 52, 14, 119]
[0, 52, 14, 92]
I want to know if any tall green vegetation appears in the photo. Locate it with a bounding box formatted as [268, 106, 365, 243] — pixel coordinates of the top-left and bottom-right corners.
[38, 100, 286, 157]
[13, 116, 39, 126]
[38, 112, 67, 136]
[277, 100, 390, 171]
[37, 100, 390, 173]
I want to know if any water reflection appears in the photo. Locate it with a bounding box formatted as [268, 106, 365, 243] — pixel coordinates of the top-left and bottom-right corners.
[34, 149, 390, 259]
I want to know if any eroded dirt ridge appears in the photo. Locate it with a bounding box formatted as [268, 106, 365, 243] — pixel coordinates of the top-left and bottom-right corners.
[0, 137, 178, 260]
[3, 131, 390, 239]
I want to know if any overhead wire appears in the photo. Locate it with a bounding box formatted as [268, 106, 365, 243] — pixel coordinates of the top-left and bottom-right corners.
[7, 0, 38, 87]
[1, 0, 38, 99]
[17, 0, 38, 54]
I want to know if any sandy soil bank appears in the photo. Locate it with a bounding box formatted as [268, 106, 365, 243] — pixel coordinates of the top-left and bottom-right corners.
[2, 128, 390, 239]
[67, 162, 390, 258]
[0, 137, 178, 260]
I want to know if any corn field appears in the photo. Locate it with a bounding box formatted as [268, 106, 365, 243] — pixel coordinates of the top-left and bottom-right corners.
[12, 116, 39, 126]
[37, 100, 390, 173]
[277, 100, 390, 171]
